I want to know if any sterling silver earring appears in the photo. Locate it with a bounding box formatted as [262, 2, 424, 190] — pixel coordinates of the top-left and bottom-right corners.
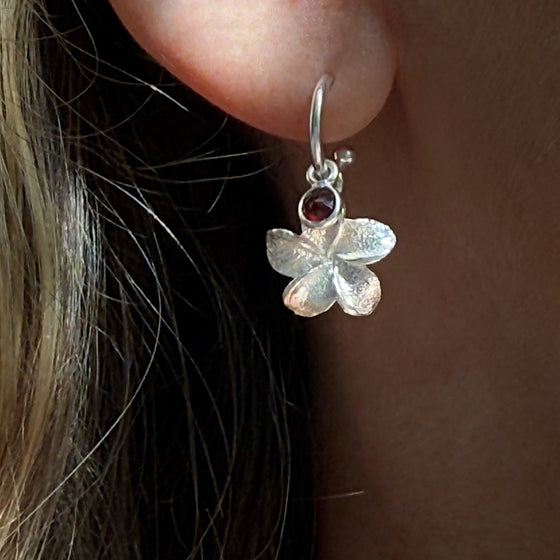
[266, 75, 397, 317]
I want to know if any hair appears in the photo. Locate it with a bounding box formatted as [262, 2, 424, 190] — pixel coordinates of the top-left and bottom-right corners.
[0, 1, 314, 558]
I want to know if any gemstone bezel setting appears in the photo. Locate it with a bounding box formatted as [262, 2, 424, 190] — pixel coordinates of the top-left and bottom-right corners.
[298, 184, 343, 229]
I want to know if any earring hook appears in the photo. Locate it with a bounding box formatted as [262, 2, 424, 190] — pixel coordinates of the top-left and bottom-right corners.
[309, 74, 334, 179]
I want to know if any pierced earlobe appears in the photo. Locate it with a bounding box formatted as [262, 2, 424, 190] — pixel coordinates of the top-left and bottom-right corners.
[108, 0, 398, 142]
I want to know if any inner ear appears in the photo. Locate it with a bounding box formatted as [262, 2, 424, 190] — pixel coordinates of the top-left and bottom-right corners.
[108, 0, 398, 142]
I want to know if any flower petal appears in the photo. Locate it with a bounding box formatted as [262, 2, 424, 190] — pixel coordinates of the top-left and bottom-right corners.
[334, 261, 381, 316]
[330, 218, 396, 264]
[300, 219, 342, 255]
[283, 263, 336, 317]
[266, 229, 325, 278]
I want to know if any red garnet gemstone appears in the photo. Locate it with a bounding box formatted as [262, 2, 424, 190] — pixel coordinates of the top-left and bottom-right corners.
[302, 187, 336, 222]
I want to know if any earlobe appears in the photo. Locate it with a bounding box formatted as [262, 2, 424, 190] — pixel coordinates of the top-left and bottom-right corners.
[108, 0, 397, 142]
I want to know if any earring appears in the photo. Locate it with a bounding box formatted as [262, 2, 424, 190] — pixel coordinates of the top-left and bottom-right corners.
[266, 75, 397, 317]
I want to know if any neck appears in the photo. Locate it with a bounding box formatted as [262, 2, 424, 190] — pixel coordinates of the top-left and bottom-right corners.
[281, 68, 560, 558]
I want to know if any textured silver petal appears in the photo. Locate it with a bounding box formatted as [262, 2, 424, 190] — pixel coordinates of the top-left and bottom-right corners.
[334, 261, 381, 316]
[300, 219, 342, 255]
[330, 218, 396, 265]
[282, 263, 336, 317]
[266, 229, 325, 278]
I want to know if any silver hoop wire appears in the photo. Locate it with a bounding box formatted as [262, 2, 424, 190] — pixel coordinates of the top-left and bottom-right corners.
[309, 74, 334, 179]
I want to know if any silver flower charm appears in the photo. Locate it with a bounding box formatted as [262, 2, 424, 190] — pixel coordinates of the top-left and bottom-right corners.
[267, 217, 396, 317]
[266, 75, 397, 317]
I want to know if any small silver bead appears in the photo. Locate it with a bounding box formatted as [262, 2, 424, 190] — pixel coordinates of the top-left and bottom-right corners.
[334, 148, 356, 172]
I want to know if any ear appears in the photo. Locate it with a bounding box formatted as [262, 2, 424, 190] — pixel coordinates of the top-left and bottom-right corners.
[108, 0, 397, 142]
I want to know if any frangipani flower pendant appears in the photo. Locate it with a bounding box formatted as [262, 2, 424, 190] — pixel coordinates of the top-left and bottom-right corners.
[266, 153, 397, 318]
[267, 76, 397, 317]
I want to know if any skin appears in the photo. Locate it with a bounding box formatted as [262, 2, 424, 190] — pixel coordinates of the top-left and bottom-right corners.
[107, 0, 397, 141]
[110, 1, 560, 557]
